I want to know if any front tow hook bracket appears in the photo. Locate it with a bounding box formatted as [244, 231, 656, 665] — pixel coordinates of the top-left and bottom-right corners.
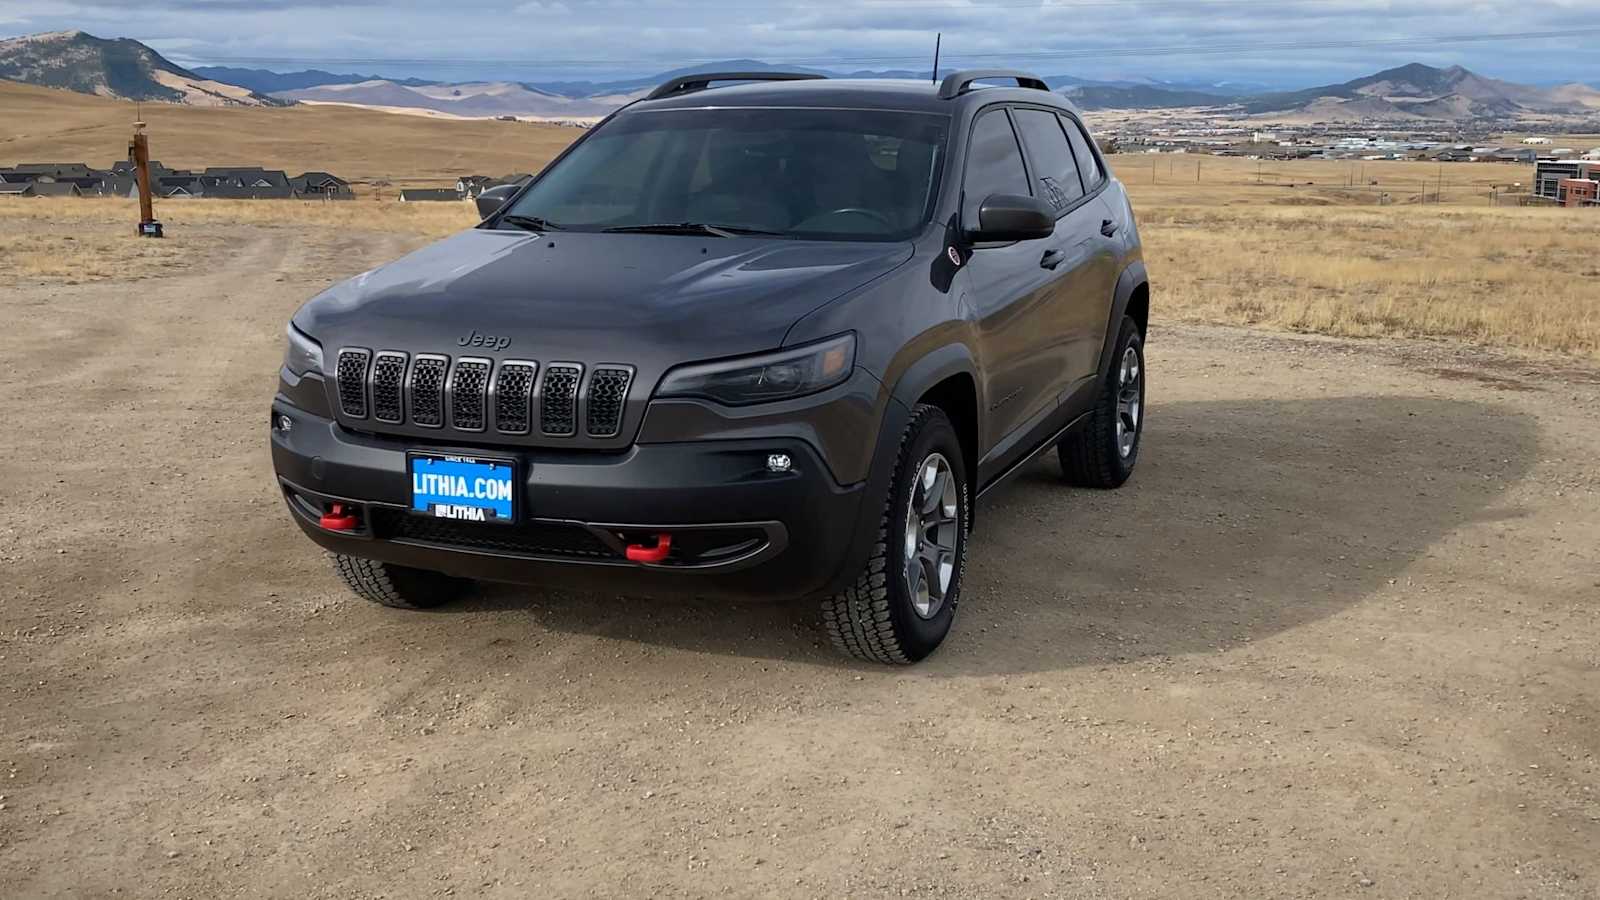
[625, 533, 673, 564]
[319, 503, 360, 532]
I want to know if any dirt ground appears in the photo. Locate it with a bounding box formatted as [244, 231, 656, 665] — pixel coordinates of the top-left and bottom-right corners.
[2, 223, 1598, 899]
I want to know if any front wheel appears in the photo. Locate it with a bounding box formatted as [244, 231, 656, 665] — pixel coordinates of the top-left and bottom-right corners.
[1058, 316, 1145, 489]
[330, 554, 470, 609]
[822, 405, 969, 665]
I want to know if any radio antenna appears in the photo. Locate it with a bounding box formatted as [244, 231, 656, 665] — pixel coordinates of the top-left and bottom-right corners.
[931, 33, 941, 83]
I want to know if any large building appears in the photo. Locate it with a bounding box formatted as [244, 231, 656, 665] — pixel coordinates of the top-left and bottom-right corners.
[1534, 160, 1600, 206]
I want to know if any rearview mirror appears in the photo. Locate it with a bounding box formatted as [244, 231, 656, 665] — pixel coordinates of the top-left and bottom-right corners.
[970, 193, 1055, 242]
[476, 184, 519, 219]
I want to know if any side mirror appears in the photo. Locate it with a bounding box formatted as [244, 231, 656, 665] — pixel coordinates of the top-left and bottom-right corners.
[475, 184, 519, 219]
[969, 193, 1055, 242]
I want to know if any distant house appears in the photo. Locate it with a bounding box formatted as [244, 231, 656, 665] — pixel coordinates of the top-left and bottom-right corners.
[29, 182, 83, 198]
[4, 162, 95, 180]
[202, 167, 292, 191]
[1, 182, 82, 198]
[158, 175, 205, 198]
[290, 172, 352, 199]
[399, 188, 464, 202]
[85, 176, 137, 197]
[456, 175, 493, 196]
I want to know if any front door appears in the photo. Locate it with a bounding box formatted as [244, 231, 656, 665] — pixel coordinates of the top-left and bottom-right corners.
[961, 106, 1068, 467]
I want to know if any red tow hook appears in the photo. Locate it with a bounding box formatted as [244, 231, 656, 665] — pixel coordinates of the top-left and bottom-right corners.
[625, 533, 672, 564]
[319, 503, 360, 532]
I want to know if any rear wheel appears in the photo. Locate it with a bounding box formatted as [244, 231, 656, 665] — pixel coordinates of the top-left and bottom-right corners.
[1058, 316, 1145, 489]
[330, 553, 469, 609]
[822, 405, 969, 665]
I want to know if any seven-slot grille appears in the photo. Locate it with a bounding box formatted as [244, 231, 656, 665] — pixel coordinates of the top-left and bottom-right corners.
[334, 353, 632, 439]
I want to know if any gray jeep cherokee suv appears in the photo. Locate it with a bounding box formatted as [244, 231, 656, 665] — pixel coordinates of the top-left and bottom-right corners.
[270, 69, 1150, 664]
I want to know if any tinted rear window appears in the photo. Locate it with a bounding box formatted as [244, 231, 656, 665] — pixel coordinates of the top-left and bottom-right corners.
[1012, 108, 1084, 212]
[1061, 115, 1105, 192]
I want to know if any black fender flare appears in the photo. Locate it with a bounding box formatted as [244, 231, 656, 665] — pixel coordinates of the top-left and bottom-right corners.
[815, 343, 981, 597]
[1095, 260, 1149, 378]
[888, 341, 981, 412]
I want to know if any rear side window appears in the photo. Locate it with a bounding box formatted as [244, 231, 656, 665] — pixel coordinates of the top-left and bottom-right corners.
[1061, 115, 1105, 192]
[962, 109, 1030, 225]
[1011, 108, 1084, 212]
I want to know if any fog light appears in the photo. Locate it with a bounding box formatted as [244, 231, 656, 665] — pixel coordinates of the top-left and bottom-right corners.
[766, 453, 792, 473]
[276, 414, 293, 434]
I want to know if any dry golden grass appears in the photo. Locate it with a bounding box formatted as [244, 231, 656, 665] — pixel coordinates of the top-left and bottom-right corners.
[1139, 205, 1599, 357]
[2, 148, 1594, 358]
[0, 80, 577, 187]
[1117, 153, 1538, 207]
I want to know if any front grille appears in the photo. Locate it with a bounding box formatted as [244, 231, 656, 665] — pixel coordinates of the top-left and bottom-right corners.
[334, 352, 631, 440]
[371, 508, 618, 560]
[448, 358, 491, 431]
[410, 355, 448, 427]
[541, 364, 583, 436]
[371, 352, 408, 423]
[586, 366, 633, 438]
[336, 349, 371, 418]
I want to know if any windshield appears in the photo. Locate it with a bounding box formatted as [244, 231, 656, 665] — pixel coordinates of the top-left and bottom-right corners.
[501, 107, 950, 241]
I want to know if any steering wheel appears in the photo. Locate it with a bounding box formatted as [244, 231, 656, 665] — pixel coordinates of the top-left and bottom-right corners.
[821, 207, 895, 229]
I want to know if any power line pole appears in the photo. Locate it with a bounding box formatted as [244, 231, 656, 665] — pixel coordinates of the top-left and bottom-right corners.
[130, 120, 162, 238]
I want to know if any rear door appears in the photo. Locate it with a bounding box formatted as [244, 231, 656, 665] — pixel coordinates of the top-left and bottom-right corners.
[960, 106, 1068, 463]
[1057, 112, 1124, 384]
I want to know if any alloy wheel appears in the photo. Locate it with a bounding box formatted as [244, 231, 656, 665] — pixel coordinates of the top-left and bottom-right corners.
[903, 452, 959, 619]
[1116, 344, 1143, 459]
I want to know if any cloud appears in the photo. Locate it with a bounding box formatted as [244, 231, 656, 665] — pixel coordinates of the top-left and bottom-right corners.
[5, 0, 1597, 85]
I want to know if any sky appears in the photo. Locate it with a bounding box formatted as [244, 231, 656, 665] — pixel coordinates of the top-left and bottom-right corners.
[2, 0, 1597, 88]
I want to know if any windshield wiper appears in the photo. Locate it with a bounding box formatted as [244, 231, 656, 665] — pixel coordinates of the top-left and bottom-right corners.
[602, 222, 781, 238]
[499, 214, 563, 233]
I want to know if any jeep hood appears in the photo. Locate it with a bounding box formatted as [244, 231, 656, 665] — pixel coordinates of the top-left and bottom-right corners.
[294, 228, 913, 365]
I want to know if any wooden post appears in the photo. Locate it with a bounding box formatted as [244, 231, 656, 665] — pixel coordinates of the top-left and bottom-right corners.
[131, 121, 161, 237]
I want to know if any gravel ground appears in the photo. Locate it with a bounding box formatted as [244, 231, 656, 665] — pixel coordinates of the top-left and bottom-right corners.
[2, 224, 1597, 898]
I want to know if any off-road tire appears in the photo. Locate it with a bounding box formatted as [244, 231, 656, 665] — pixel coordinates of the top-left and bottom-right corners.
[821, 404, 969, 665]
[1059, 316, 1144, 489]
[330, 553, 469, 609]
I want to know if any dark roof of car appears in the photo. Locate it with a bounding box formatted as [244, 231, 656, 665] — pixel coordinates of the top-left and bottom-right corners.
[630, 77, 1078, 116]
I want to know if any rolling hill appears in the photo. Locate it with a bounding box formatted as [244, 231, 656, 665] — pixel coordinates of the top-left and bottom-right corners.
[1242, 63, 1600, 120]
[0, 79, 577, 183]
[0, 31, 282, 107]
[274, 80, 632, 120]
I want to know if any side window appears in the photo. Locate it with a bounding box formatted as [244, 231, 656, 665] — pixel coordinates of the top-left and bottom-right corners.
[1011, 108, 1084, 213]
[962, 109, 1031, 225]
[1060, 115, 1105, 193]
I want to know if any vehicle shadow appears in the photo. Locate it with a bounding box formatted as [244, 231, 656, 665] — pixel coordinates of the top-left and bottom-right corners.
[457, 395, 1537, 676]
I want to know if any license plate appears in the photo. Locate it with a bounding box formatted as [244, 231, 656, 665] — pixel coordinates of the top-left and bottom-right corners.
[408, 453, 516, 524]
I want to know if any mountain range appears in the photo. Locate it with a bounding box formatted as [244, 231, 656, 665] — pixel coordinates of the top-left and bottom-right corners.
[0, 31, 281, 106]
[4, 30, 1599, 125]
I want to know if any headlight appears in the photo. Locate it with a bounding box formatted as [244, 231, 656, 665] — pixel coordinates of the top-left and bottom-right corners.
[655, 333, 856, 406]
[284, 324, 324, 376]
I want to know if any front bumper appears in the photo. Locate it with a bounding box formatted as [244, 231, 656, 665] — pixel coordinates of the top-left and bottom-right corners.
[270, 401, 872, 601]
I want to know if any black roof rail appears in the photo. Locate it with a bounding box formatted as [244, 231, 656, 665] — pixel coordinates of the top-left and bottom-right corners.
[644, 71, 825, 101]
[937, 68, 1050, 100]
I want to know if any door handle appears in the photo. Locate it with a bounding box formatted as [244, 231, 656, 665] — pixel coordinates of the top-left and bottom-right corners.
[1100, 219, 1119, 238]
[1039, 248, 1066, 270]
